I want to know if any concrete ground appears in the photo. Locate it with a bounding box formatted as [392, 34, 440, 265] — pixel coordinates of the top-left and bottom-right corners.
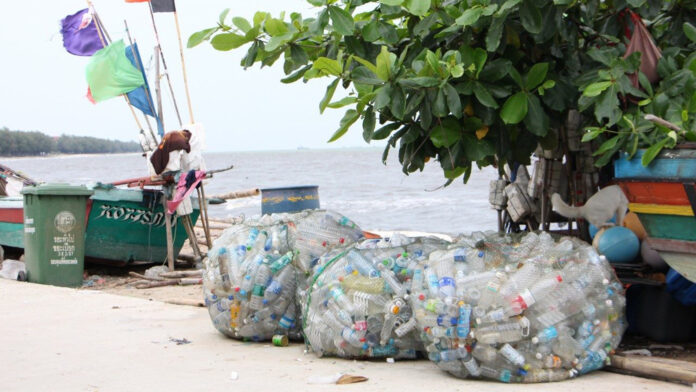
[0, 279, 690, 392]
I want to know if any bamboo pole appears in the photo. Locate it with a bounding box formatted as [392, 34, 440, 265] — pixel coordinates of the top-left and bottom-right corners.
[154, 45, 164, 133]
[197, 187, 213, 248]
[211, 188, 260, 200]
[146, 2, 183, 125]
[172, 9, 195, 123]
[123, 20, 160, 145]
[182, 215, 203, 263]
[163, 197, 175, 272]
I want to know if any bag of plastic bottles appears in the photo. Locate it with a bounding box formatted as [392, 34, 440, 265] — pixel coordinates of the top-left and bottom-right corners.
[411, 231, 626, 383]
[301, 234, 450, 359]
[203, 210, 364, 342]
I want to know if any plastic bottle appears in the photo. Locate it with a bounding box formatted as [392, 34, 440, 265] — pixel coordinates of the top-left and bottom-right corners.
[264, 267, 293, 303]
[531, 326, 559, 344]
[477, 271, 507, 310]
[329, 285, 356, 316]
[499, 261, 542, 299]
[249, 264, 271, 310]
[425, 266, 440, 297]
[245, 228, 260, 250]
[394, 317, 417, 337]
[472, 344, 498, 363]
[479, 365, 513, 382]
[433, 258, 456, 298]
[240, 254, 264, 296]
[457, 303, 472, 339]
[344, 250, 379, 278]
[499, 343, 526, 367]
[269, 251, 294, 274]
[278, 302, 296, 330]
[377, 263, 407, 297]
[475, 317, 530, 345]
[462, 353, 482, 377]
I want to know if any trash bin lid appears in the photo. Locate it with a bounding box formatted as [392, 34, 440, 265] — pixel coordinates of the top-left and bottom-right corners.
[21, 183, 94, 196]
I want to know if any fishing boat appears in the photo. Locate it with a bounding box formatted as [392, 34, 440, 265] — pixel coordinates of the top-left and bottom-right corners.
[614, 144, 696, 282]
[0, 165, 200, 265]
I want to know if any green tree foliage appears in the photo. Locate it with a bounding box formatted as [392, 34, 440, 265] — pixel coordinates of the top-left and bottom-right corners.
[191, 0, 696, 182]
[0, 127, 140, 156]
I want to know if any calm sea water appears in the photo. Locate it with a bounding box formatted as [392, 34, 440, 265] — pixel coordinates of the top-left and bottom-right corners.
[3, 149, 498, 235]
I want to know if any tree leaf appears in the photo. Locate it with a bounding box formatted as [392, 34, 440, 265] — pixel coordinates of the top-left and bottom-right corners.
[380, 0, 404, 5]
[456, 7, 484, 27]
[362, 107, 376, 142]
[583, 81, 613, 97]
[328, 109, 360, 142]
[641, 137, 669, 166]
[319, 79, 339, 114]
[523, 94, 548, 136]
[188, 28, 218, 48]
[219, 8, 231, 25]
[486, 16, 505, 52]
[432, 88, 448, 117]
[351, 56, 378, 75]
[497, 0, 522, 15]
[375, 85, 393, 109]
[444, 83, 462, 118]
[290, 45, 309, 66]
[328, 96, 358, 109]
[210, 33, 251, 51]
[390, 87, 406, 119]
[264, 18, 288, 36]
[377, 22, 399, 44]
[581, 127, 603, 142]
[232, 16, 252, 33]
[312, 57, 342, 76]
[328, 6, 355, 36]
[405, 0, 431, 17]
[525, 62, 548, 90]
[362, 20, 381, 42]
[376, 46, 395, 81]
[473, 82, 499, 108]
[281, 64, 311, 83]
[351, 66, 383, 85]
[265, 32, 294, 51]
[373, 123, 400, 140]
[431, 117, 461, 147]
[684, 22, 696, 43]
[519, 1, 542, 34]
[397, 77, 440, 88]
[593, 135, 620, 156]
[500, 91, 528, 124]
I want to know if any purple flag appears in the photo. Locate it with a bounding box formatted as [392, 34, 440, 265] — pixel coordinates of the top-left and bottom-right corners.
[61, 8, 104, 56]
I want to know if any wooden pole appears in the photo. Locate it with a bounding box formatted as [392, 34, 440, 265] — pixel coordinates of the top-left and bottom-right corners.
[182, 215, 203, 264]
[146, 2, 183, 126]
[154, 45, 164, 132]
[163, 196, 175, 271]
[173, 10, 195, 123]
[197, 186, 213, 248]
[211, 188, 260, 200]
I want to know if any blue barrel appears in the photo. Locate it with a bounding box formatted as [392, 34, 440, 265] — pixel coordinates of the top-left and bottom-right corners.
[260, 186, 320, 215]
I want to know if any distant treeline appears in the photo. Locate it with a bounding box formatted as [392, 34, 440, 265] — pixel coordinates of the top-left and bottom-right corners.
[0, 127, 140, 156]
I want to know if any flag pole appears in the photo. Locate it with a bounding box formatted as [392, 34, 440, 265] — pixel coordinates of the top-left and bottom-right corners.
[146, 1, 183, 126]
[124, 20, 160, 144]
[87, 1, 146, 133]
[172, 5, 195, 124]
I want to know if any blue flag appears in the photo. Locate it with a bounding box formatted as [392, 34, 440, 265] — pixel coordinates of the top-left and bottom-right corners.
[125, 43, 164, 136]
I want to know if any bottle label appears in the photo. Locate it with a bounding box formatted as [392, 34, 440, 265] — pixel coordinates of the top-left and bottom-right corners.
[229, 302, 240, 328]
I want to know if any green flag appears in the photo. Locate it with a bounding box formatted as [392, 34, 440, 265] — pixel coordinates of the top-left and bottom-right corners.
[85, 40, 144, 102]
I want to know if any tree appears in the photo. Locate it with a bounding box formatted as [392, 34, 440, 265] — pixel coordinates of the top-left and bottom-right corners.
[191, 0, 696, 183]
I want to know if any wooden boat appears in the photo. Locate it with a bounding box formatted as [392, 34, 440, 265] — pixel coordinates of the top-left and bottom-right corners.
[614, 144, 696, 282]
[0, 168, 199, 265]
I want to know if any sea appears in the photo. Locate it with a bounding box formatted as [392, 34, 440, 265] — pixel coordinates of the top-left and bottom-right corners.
[3, 148, 498, 236]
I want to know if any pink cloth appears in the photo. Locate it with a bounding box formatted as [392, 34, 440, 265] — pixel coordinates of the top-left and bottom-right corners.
[167, 170, 205, 215]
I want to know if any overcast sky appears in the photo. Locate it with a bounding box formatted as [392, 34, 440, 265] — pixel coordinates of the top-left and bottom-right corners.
[0, 1, 375, 152]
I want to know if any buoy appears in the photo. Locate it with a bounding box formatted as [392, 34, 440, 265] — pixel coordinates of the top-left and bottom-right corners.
[597, 226, 640, 264]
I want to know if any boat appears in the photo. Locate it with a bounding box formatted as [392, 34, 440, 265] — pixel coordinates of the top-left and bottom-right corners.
[614, 144, 696, 282]
[0, 166, 200, 265]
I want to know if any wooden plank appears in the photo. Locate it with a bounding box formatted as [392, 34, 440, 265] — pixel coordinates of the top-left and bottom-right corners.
[635, 213, 696, 242]
[646, 237, 696, 255]
[618, 181, 692, 206]
[607, 354, 696, 385]
[629, 203, 694, 217]
[615, 149, 696, 180]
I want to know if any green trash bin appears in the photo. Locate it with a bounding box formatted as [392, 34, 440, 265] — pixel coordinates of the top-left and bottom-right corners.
[21, 184, 94, 287]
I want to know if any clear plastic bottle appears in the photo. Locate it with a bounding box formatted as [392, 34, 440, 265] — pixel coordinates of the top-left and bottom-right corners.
[499, 343, 526, 367]
[249, 264, 271, 310]
[377, 263, 407, 297]
[341, 274, 385, 294]
[394, 317, 416, 337]
[345, 250, 379, 278]
[462, 353, 482, 376]
[479, 365, 513, 383]
[475, 317, 530, 345]
[457, 303, 472, 339]
[425, 266, 440, 297]
[263, 267, 293, 303]
[269, 251, 294, 274]
[278, 302, 296, 330]
[473, 344, 498, 363]
[329, 284, 356, 315]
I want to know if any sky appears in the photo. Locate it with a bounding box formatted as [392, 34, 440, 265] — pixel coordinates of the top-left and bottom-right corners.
[0, 1, 376, 152]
